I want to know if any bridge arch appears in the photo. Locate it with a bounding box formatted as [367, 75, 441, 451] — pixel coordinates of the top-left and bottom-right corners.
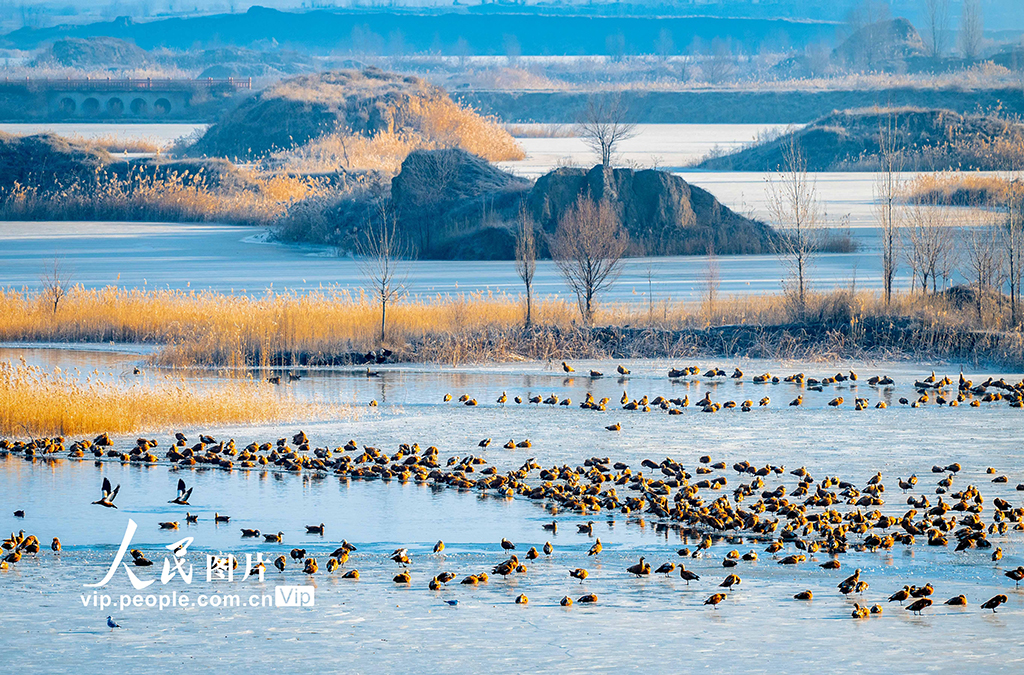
[154, 98, 171, 115]
[106, 97, 124, 116]
[82, 98, 101, 116]
[58, 97, 76, 115]
[130, 98, 148, 115]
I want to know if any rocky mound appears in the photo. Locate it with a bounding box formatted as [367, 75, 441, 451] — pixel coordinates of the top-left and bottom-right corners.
[191, 68, 449, 160]
[0, 133, 111, 190]
[0, 133, 251, 192]
[293, 149, 776, 259]
[832, 18, 926, 69]
[694, 108, 1024, 172]
[41, 36, 149, 68]
[528, 165, 777, 256]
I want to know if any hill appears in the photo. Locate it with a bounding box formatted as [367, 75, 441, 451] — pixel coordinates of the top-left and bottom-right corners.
[189, 68, 522, 165]
[692, 107, 1024, 171]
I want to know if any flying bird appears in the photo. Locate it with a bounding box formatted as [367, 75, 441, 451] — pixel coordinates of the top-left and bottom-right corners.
[92, 477, 120, 508]
[169, 478, 193, 505]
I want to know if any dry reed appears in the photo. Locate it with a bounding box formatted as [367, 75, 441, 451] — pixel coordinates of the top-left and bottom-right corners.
[0, 360, 346, 437]
[1, 285, 1021, 368]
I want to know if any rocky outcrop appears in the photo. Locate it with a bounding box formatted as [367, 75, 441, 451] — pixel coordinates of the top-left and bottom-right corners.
[528, 165, 776, 256]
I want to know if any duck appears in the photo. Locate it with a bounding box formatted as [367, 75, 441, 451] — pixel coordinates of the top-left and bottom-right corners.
[617, 365, 630, 375]
[679, 566, 700, 585]
[290, 548, 306, 561]
[587, 539, 602, 556]
[703, 593, 726, 609]
[92, 477, 120, 508]
[515, 594, 529, 604]
[720, 574, 741, 590]
[578, 593, 598, 603]
[391, 548, 411, 565]
[888, 586, 910, 604]
[326, 558, 340, 573]
[1005, 566, 1024, 587]
[626, 556, 651, 577]
[497, 392, 507, 405]
[794, 590, 813, 600]
[158, 521, 179, 530]
[51, 537, 61, 553]
[578, 521, 594, 535]
[185, 513, 198, 524]
[944, 594, 967, 606]
[501, 538, 516, 553]
[169, 478, 193, 505]
[851, 603, 869, 619]
[560, 596, 573, 606]
[214, 513, 230, 523]
[570, 568, 589, 583]
[274, 555, 286, 572]
[305, 523, 325, 535]
[393, 570, 411, 584]
[342, 569, 360, 579]
[263, 531, 284, 543]
[240, 528, 261, 538]
[479, 438, 491, 448]
[543, 541, 553, 556]
[981, 594, 1008, 612]
[562, 362, 574, 373]
[906, 598, 932, 615]
[303, 558, 318, 575]
[434, 540, 445, 554]
[542, 520, 558, 533]
[605, 423, 621, 431]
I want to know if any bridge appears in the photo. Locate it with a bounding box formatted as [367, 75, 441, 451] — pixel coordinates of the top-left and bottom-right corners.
[0, 77, 251, 120]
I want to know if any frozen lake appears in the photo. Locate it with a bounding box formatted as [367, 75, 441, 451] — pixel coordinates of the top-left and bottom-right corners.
[3, 348, 1024, 671]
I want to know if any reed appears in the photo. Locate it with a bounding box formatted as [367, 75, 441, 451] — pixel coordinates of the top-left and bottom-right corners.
[1, 285, 1020, 368]
[0, 360, 346, 437]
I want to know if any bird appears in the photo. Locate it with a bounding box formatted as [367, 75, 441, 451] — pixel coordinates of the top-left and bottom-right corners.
[617, 365, 630, 375]
[13, 510, 24, 518]
[906, 598, 932, 615]
[240, 528, 260, 538]
[445, 599, 459, 607]
[185, 513, 198, 524]
[106, 616, 120, 630]
[578, 521, 594, 535]
[543, 541, 553, 556]
[214, 513, 230, 523]
[560, 596, 573, 606]
[515, 594, 528, 604]
[391, 548, 411, 565]
[263, 531, 284, 543]
[992, 547, 1003, 562]
[794, 590, 813, 600]
[433, 540, 445, 554]
[626, 557, 650, 577]
[169, 478, 193, 505]
[578, 593, 598, 603]
[303, 558, 318, 575]
[542, 520, 558, 533]
[501, 538, 516, 553]
[889, 586, 910, 604]
[588, 539, 602, 556]
[605, 423, 621, 432]
[655, 562, 676, 575]
[851, 603, 869, 619]
[393, 570, 411, 583]
[305, 523, 325, 535]
[342, 569, 359, 579]
[570, 568, 589, 583]
[679, 566, 700, 585]
[981, 595, 1008, 612]
[1005, 566, 1024, 588]
[944, 595, 967, 606]
[274, 556, 286, 572]
[479, 438, 491, 448]
[562, 362, 575, 373]
[704, 593, 726, 609]
[158, 521, 179, 530]
[51, 537, 61, 553]
[326, 558, 339, 573]
[497, 392, 507, 405]
[720, 574, 741, 590]
[92, 477, 120, 508]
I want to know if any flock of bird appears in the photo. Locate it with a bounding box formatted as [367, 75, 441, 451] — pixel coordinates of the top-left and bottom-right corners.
[3, 364, 1024, 619]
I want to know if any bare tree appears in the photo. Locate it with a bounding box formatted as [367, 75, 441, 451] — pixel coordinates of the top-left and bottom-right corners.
[959, 0, 983, 60]
[550, 196, 629, 324]
[905, 198, 956, 293]
[575, 95, 638, 167]
[502, 34, 521, 68]
[701, 245, 719, 326]
[702, 38, 735, 84]
[1004, 171, 1024, 326]
[40, 256, 73, 314]
[876, 114, 905, 306]
[766, 137, 824, 317]
[358, 199, 408, 345]
[654, 28, 675, 63]
[961, 217, 1004, 325]
[924, 0, 951, 59]
[513, 203, 537, 328]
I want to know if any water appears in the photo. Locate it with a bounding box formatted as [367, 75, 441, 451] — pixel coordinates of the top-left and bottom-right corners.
[3, 349, 1024, 671]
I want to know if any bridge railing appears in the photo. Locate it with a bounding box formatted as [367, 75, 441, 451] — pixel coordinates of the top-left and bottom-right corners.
[0, 77, 253, 91]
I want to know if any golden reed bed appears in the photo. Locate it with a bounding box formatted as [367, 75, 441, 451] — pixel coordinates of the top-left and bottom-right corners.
[0, 360, 348, 437]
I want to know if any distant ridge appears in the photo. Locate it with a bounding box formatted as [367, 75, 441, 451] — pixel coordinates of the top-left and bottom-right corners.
[1, 6, 839, 54]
